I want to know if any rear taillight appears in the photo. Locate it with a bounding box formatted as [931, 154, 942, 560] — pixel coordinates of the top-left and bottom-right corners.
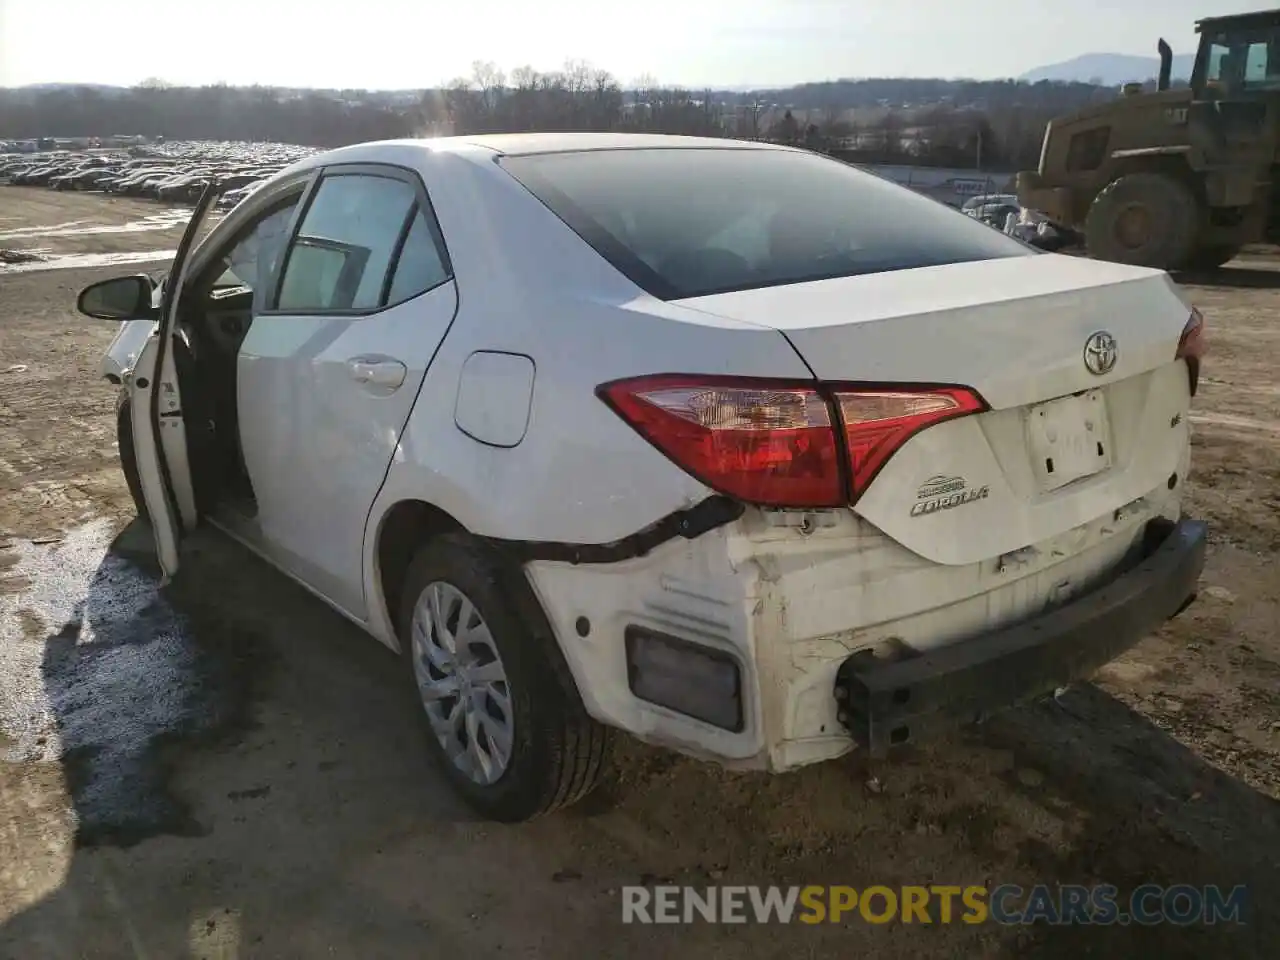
[599, 376, 843, 507]
[600, 376, 985, 508]
[834, 387, 987, 498]
[1176, 307, 1206, 396]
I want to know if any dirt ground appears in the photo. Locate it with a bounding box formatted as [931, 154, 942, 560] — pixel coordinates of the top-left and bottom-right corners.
[1, 184, 1277, 959]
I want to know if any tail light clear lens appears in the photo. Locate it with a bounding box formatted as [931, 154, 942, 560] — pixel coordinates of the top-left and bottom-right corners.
[601, 376, 987, 508]
[835, 387, 987, 498]
[599, 376, 843, 507]
[1176, 307, 1206, 396]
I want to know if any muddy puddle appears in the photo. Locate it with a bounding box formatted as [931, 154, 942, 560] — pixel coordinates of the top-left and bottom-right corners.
[0, 208, 202, 273]
[0, 210, 193, 242]
[0, 249, 45, 265]
[0, 521, 256, 846]
[0, 249, 175, 274]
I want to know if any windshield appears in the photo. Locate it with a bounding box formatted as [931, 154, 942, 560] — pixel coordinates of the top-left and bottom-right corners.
[1203, 25, 1280, 92]
[500, 147, 1032, 300]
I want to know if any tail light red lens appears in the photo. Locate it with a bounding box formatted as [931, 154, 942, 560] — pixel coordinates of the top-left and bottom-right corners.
[599, 376, 843, 507]
[600, 376, 986, 508]
[1176, 307, 1206, 396]
[835, 387, 987, 498]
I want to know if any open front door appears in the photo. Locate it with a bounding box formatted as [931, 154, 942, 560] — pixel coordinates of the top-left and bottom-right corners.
[130, 182, 220, 581]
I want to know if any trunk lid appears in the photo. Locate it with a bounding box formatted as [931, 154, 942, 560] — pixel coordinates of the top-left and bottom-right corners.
[677, 254, 1194, 566]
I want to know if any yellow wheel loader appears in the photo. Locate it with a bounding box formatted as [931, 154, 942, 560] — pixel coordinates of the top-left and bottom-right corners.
[1017, 9, 1280, 270]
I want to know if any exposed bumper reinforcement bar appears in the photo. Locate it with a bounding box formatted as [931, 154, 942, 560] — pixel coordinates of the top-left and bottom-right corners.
[834, 517, 1207, 756]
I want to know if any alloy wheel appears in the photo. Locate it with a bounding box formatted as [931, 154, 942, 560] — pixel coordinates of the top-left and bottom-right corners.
[410, 581, 514, 785]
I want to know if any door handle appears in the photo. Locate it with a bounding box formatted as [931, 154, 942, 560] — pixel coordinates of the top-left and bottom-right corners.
[347, 357, 407, 390]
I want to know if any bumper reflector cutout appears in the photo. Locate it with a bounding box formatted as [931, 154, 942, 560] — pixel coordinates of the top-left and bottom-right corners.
[625, 626, 744, 732]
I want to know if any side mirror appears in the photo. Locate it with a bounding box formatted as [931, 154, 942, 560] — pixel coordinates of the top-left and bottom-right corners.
[77, 274, 157, 321]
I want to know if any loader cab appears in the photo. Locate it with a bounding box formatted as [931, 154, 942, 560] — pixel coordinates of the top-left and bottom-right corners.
[1189, 11, 1280, 163]
[1192, 11, 1280, 98]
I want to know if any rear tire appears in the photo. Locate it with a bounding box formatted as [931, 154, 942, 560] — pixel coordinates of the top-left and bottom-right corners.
[1181, 243, 1241, 271]
[116, 396, 150, 524]
[1084, 173, 1200, 270]
[398, 533, 613, 822]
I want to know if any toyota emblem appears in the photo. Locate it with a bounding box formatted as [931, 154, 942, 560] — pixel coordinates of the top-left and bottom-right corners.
[1083, 331, 1118, 376]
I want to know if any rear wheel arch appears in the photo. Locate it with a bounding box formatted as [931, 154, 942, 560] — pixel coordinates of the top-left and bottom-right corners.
[374, 499, 466, 637]
[372, 497, 590, 708]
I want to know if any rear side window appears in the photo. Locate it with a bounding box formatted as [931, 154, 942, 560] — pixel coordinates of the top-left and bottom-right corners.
[501, 148, 1032, 300]
[276, 173, 416, 312]
[385, 205, 451, 304]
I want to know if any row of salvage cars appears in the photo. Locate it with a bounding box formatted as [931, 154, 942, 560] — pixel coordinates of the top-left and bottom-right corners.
[0, 141, 315, 210]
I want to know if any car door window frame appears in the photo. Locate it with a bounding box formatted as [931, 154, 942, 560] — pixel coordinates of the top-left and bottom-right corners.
[190, 182, 312, 309]
[184, 171, 317, 305]
[262, 162, 454, 319]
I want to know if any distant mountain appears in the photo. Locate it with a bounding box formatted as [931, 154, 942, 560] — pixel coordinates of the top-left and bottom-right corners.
[1019, 53, 1196, 86]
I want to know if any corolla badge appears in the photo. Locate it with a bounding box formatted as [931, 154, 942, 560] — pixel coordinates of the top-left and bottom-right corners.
[1083, 331, 1118, 376]
[910, 475, 989, 518]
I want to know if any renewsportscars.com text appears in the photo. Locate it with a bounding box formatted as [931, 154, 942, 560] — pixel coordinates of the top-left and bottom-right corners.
[621, 884, 1248, 926]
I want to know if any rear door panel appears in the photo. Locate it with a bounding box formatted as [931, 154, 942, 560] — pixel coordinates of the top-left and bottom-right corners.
[236, 165, 458, 618]
[238, 283, 459, 614]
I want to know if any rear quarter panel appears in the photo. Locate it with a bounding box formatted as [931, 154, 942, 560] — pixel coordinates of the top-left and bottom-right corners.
[367, 148, 814, 546]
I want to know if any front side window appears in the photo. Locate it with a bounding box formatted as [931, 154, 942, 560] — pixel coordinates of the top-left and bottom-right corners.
[500, 147, 1031, 301]
[276, 173, 416, 313]
[209, 194, 302, 307]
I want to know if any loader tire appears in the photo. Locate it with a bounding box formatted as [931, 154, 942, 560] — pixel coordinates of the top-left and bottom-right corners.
[1084, 173, 1200, 270]
[1182, 244, 1241, 271]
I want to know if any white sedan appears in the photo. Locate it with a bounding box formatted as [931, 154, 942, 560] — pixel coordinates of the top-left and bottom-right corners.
[79, 133, 1208, 822]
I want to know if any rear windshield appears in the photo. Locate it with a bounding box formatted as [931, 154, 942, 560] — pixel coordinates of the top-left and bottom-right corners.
[500, 147, 1033, 300]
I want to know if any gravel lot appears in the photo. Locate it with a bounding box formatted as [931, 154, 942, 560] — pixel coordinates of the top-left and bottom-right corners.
[1, 185, 1277, 958]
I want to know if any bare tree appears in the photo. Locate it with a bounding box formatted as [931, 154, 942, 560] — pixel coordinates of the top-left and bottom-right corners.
[471, 61, 507, 120]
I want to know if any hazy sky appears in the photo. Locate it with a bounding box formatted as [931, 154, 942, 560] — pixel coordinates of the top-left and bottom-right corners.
[1, 0, 1276, 89]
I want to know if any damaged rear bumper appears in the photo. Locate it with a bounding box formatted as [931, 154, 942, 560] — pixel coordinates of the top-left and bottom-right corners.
[834, 517, 1207, 755]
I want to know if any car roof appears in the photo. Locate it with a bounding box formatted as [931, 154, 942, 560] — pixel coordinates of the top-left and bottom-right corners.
[301, 132, 787, 167]
[440, 132, 784, 156]
[271, 133, 793, 187]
